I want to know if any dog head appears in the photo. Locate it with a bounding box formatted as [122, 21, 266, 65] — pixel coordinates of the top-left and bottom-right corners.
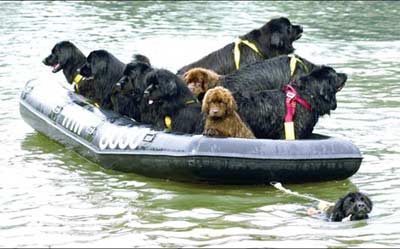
[112, 55, 152, 101]
[330, 192, 373, 222]
[78, 50, 112, 80]
[183, 67, 222, 98]
[143, 69, 183, 105]
[293, 66, 347, 115]
[245, 17, 303, 56]
[42, 41, 84, 73]
[202, 86, 237, 118]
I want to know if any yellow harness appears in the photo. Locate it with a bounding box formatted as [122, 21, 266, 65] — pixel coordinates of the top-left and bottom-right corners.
[284, 54, 311, 140]
[288, 54, 309, 78]
[164, 116, 172, 130]
[233, 38, 263, 69]
[72, 73, 99, 108]
[164, 99, 198, 130]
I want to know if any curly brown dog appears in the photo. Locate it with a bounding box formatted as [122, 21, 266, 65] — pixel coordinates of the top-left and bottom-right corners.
[202, 87, 255, 139]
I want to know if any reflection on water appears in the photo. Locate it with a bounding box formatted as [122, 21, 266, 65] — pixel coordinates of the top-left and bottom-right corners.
[1, 1, 400, 247]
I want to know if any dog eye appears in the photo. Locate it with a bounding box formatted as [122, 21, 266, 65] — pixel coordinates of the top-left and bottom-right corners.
[360, 197, 364, 201]
[349, 198, 355, 203]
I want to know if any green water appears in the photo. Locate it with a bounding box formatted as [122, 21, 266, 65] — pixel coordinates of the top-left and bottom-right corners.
[1, 1, 400, 247]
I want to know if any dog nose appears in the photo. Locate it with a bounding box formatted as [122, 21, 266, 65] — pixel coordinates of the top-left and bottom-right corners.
[211, 108, 219, 114]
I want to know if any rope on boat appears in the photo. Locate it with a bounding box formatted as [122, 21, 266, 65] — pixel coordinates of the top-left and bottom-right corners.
[270, 181, 334, 209]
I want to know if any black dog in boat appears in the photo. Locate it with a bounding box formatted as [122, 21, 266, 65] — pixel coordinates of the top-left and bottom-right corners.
[230, 66, 347, 139]
[79, 50, 126, 110]
[142, 69, 202, 133]
[177, 17, 303, 76]
[42, 41, 96, 101]
[111, 54, 153, 122]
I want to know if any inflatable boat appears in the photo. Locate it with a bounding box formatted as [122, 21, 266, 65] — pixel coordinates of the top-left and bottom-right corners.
[19, 79, 363, 184]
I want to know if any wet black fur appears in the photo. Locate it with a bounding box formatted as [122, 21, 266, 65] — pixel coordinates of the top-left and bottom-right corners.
[42, 41, 96, 100]
[177, 17, 303, 75]
[79, 50, 125, 110]
[327, 192, 373, 222]
[229, 66, 347, 139]
[142, 69, 202, 133]
[221, 54, 318, 93]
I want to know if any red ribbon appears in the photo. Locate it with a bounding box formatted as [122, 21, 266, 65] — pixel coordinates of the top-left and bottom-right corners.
[282, 85, 312, 122]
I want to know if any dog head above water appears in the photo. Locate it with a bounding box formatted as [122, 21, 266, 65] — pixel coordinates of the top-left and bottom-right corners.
[202, 86, 237, 119]
[329, 192, 373, 222]
[42, 40, 85, 73]
[291, 66, 347, 116]
[244, 17, 303, 57]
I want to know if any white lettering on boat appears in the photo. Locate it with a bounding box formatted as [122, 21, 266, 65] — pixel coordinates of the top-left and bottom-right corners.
[98, 126, 150, 150]
[60, 106, 103, 137]
[62, 115, 85, 136]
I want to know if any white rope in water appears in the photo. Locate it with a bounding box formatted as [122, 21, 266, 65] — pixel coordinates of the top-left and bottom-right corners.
[270, 181, 334, 209]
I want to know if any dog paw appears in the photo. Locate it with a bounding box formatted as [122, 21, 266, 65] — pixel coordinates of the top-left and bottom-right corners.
[203, 128, 222, 137]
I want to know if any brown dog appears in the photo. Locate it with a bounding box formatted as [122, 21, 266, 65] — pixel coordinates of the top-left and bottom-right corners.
[183, 67, 223, 101]
[202, 87, 255, 139]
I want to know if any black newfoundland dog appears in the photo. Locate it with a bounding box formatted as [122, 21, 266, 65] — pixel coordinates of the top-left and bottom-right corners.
[177, 17, 303, 75]
[142, 69, 202, 133]
[79, 50, 126, 109]
[42, 41, 96, 101]
[327, 192, 373, 222]
[232, 66, 347, 139]
[184, 54, 318, 102]
[111, 54, 153, 122]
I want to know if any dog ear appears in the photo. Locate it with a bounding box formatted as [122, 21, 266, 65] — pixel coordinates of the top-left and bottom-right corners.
[226, 92, 238, 115]
[182, 71, 190, 83]
[205, 69, 222, 89]
[360, 193, 373, 211]
[160, 79, 178, 97]
[270, 32, 284, 47]
[329, 197, 346, 222]
[201, 93, 210, 114]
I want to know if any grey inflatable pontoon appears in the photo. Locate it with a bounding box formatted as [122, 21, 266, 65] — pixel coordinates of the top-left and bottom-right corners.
[19, 79, 362, 184]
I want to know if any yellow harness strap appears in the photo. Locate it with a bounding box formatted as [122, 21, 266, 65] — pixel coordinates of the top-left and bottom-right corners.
[73, 73, 84, 92]
[163, 100, 196, 130]
[185, 99, 197, 105]
[234, 39, 263, 69]
[164, 116, 172, 130]
[288, 54, 309, 78]
[73, 73, 99, 107]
